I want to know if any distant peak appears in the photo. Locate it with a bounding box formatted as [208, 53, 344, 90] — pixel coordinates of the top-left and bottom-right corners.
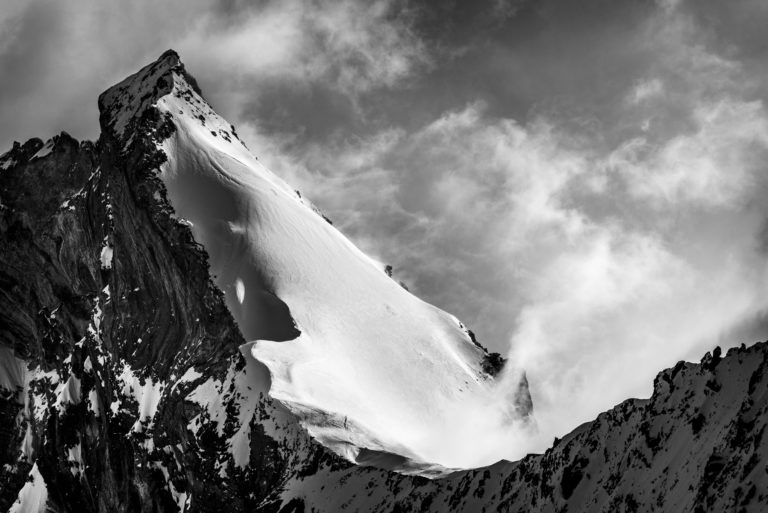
[98, 49, 200, 142]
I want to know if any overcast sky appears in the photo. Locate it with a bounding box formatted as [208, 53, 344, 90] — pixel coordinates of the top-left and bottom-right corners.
[3, 0, 768, 444]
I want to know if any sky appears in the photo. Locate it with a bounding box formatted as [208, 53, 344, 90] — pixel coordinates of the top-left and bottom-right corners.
[3, 0, 768, 453]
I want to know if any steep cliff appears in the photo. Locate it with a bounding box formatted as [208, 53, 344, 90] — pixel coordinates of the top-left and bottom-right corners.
[1, 51, 766, 513]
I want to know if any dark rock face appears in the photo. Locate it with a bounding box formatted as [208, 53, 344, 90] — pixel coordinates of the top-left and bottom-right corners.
[1, 51, 767, 512]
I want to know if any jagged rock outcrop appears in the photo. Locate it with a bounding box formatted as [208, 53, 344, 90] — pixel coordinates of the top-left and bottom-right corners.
[1, 50, 767, 512]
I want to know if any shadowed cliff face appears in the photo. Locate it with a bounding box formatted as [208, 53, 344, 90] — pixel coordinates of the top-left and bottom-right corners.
[1, 51, 767, 513]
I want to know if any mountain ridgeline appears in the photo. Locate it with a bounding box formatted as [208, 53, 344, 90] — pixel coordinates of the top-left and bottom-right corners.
[0, 51, 766, 512]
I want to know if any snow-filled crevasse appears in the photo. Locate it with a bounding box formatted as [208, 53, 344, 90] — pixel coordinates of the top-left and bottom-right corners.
[97, 50, 533, 475]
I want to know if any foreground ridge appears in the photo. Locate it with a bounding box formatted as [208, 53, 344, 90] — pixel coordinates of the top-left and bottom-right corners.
[0, 50, 766, 512]
[262, 342, 768, 512]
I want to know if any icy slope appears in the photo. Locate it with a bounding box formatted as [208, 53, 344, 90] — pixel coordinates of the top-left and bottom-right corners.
[98, 50, 531, 474]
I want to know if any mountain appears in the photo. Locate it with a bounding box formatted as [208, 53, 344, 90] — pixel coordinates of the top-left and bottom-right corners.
[97, 49, 532, 475]
[1, 50, 766, 512]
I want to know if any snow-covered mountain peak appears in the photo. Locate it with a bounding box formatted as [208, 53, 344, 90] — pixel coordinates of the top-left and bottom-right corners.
[93, 51, 534, 475]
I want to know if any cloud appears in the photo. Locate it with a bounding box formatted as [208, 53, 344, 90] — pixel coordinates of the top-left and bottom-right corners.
[242, 1, 768, 458]
[180, 0, 428, 94]
[610, 98, 768, 206]
[627, 78, 664, 105]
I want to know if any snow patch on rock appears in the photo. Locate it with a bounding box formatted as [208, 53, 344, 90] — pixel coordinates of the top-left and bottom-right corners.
[8, 463, 48, 513]
[66, 443, 83, 477]
[115, 363, 165, 433]
[235, 278, 245, 304]
[100, 243, 113, 269]
[54, 374, 81, 409]
[88, 388, 101, 417]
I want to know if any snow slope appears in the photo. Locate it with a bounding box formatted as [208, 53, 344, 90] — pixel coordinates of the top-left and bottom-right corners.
[98, 50, 531, 474]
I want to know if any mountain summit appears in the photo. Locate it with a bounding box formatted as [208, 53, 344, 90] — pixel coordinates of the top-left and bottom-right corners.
[95, 49, 533, 474]
[0, 51, 766, 512]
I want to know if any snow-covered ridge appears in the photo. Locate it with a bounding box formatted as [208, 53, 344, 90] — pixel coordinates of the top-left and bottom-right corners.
[97, 51, 533, 474]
